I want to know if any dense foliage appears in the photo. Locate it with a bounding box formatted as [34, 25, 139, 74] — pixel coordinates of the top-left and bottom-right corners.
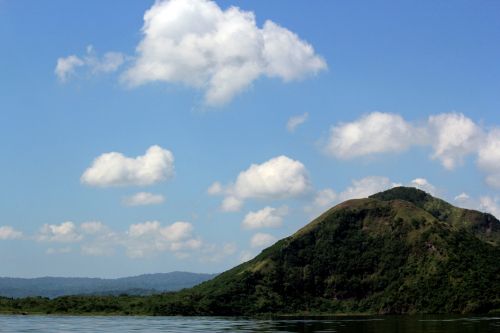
[1, 187, 498, 316]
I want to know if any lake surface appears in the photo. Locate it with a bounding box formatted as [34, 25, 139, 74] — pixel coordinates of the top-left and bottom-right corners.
[0, 315, 499, 332]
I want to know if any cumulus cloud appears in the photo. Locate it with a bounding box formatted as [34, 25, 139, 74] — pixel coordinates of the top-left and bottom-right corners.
[81, 145, 174, 187]
[123, 192, 165, 206]
[199, 242, 237, 263]
[0, 226, 23, 240]
[211, 155, 310, 211]
[324, 112, 418, 159]
[286, 112, 309, 132]
[322, 112, 500, 186]
[38, 222, 83, 243]
[477, 129, 500, 189]
[454, 192, 470, 202]
[80, 221, 106, 234]
[408, 178, 437, 195]
[479, 196, 500, 219]
[55, 45, 125, 82]
[250, 232, 276, 248]
[427, 113, 482, 170]
[242, 206, 288, 230]
[125, 220, 200, 258]
[55, 55, 85, 82]
[122, 0, 326, 105]
[339, 176, 398, 202]
[207, 181, 223, 195]
[305, 188, 338, 213]
[239, 250, 254, 263]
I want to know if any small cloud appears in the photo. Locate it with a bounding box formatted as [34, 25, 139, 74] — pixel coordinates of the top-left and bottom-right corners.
[207, 181, 223, 195]
[286, 112, 308, 132]
[46, 247, 72, 255]
[239, 250, 254, 263]
[242, 206, 288, 230]
[81, 145, 174, 187]
[123, 192, 165, 206]
[250, 232, 276, 248]
[0, 226, 23, 240]
[55, 45, 125, 82]
[454, 192, 470, 202]
[216, 155, 310, 212]
[408, 178, 437, 195]
[38, 222, 83, 243]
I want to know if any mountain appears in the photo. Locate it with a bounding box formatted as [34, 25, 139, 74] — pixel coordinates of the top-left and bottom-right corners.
[1, 187, 499, 315]
[157, 187, 499, 315]
[0, 272, 216, 298]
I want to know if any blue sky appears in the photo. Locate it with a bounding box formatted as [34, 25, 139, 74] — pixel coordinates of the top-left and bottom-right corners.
[0, 0, 499, 278]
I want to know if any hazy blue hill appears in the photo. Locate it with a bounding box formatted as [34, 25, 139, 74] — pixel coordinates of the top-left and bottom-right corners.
[0, 272, 216, 298]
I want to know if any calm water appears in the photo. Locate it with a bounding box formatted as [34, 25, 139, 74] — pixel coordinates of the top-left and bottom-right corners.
[0, 315, 499, 332]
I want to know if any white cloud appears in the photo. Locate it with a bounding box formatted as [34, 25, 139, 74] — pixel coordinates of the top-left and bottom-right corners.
[409, 178, 437, 195]
[250, 232, 276, 248]
[324, 112, 418, 159]
[427, 113, 482, 170]
[477, 129, 500, 189]
[220, 196, 243, 212]
[307, 188, 337, 211]
[286, 112, 309, 132]
[207, 181, 223, 195]
[0, 226, 23, 240]
[46, 247, 72, 255]
[123, 192, 165, 206]
[242, 206, 288, 230]
[454, 192, 470, 202]
[38, 222, 83, 243]
[80, 221, 106, 235]
[125, 220, 198, 258]
[55, 45, 125, 82]
[122, 0, 326, 105]
[479, 196, 500, 219]
[55, 55, 85, 82]
[239, 250, 254, 263]
[81, 145, 174, 187]
[199, 242, 238, 263]
[214, 155, 310, 211]
[339, 176, 398, 201]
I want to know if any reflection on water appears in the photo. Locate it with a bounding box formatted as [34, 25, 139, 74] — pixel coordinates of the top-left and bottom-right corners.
[0, 315, 499, 332]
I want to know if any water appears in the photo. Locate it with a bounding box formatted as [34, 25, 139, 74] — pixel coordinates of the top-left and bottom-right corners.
[0, 315, 499, 332]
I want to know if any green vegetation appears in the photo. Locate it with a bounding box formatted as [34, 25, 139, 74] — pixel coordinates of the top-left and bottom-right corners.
[1, 187, 499, 316]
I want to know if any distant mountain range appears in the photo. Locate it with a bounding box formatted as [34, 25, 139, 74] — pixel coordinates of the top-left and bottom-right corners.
[0, 272, 216, 298]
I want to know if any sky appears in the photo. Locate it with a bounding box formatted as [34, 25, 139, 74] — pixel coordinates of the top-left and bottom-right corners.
[0, 0, 499, 278]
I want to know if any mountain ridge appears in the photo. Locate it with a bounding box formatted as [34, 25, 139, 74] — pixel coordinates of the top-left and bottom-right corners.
[0, 272, 216, 298]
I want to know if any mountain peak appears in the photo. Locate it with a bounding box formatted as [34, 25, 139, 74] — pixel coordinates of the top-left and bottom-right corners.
[369, 186, 435, 204]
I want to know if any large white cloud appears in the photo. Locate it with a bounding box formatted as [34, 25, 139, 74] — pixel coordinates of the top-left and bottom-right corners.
[408, 178, 437, 195]
[242, 206, 288, 230]
[122, 0, 326, 105]
[81, 145, 174, 187]
[477, 129, 500, 188]
[210, 155, 310, 211]
[0, 226, 23, 240]
[324, 112, 418, 159]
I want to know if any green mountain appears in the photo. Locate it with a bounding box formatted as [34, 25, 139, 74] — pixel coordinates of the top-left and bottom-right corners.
[1, 187, 499, 315]
[157, 187, 499, 315]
